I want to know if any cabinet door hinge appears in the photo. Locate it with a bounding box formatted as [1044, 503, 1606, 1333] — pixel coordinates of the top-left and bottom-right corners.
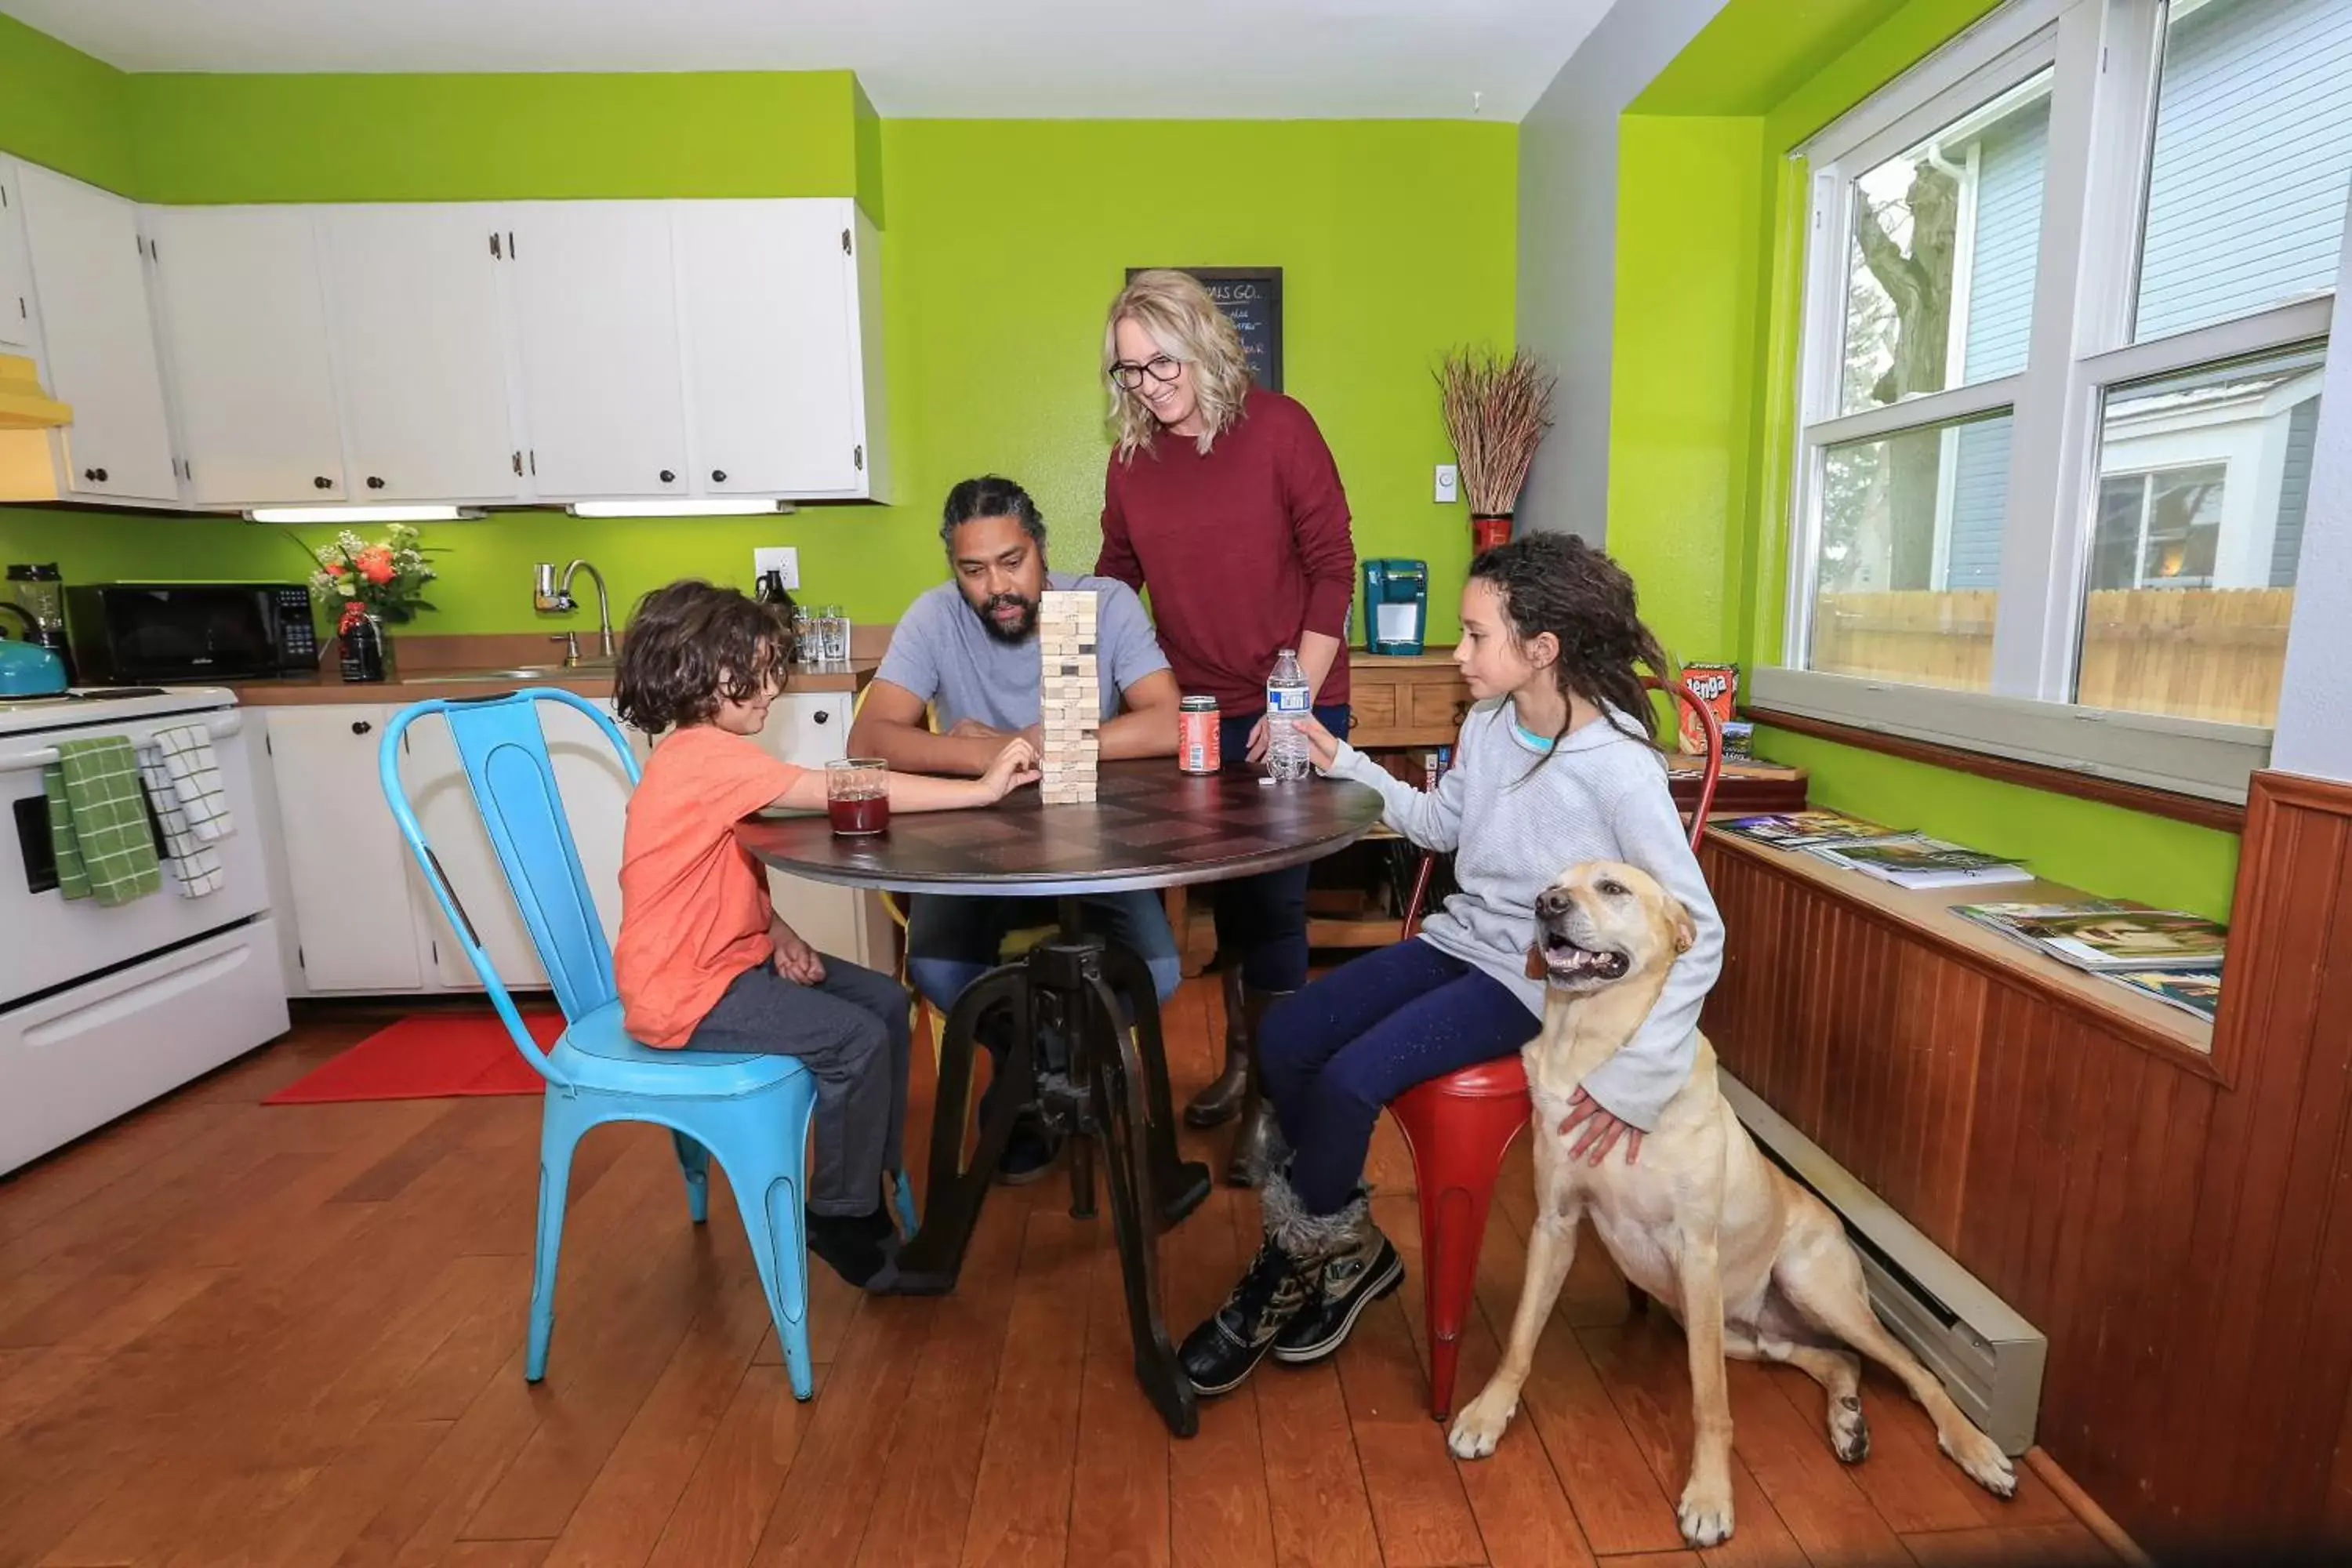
[841, 228, 851, 256]
[512, 449, 523, 477]
[528, 449, 537, 476]
[507, 230, 517, 259]
[430, 938, 440, 966]
[490, 231, 502, 260]
[853, 445, 864, 471]
[15, 296, 24, 321]
[296, 945, 305, 969]
[264, 731, 273, 756]
[1, 185, 8, 208]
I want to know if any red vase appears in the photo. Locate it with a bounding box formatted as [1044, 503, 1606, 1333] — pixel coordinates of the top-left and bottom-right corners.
[1471, 513, 1513, 553]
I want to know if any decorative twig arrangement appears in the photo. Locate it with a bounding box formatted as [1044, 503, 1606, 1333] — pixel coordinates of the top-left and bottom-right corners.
[1436, 347, 1558, 515]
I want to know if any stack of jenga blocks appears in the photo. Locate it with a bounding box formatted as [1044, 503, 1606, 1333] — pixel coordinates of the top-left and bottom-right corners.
[1036, 589, 1099, 804]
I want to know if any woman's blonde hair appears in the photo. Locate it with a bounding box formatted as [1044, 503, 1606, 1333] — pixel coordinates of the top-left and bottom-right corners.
[1103, 270, 1254, 459]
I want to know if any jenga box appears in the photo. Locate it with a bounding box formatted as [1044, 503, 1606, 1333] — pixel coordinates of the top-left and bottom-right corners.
[1676, 663, 1739, 755]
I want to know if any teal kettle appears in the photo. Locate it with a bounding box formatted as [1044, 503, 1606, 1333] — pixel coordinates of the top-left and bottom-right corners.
[0, 603, 67, 698]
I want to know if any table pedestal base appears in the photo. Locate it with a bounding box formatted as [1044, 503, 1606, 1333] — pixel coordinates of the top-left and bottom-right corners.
[894, 905, 1213, 1437]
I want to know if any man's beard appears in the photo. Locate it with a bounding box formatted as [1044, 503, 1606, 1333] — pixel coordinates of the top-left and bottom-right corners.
[969, 590, 1039, 645]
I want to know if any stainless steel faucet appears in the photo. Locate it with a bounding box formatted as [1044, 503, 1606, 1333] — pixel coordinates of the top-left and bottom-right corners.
[533, 559, 616, 666]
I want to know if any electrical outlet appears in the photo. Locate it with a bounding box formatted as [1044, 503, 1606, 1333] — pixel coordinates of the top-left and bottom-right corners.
[753, 546, 800, 590]
[1435, 464, 1459, 504]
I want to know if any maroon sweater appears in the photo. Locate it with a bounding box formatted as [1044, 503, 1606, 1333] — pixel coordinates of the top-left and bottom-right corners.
[1097, 387, 1356, 714]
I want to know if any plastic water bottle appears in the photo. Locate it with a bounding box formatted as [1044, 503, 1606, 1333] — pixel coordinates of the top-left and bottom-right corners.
[1265, 648, 1312, 782]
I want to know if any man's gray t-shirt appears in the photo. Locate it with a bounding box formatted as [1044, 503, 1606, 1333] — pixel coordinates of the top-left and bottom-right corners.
[874, 572, 1171, 731]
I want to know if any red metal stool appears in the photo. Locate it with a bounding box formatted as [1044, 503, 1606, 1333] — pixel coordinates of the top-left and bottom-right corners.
[1390, 676, 1722, 1419]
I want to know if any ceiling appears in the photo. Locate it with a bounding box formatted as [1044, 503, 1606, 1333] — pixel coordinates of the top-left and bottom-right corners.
[2, 0, 1619, 121]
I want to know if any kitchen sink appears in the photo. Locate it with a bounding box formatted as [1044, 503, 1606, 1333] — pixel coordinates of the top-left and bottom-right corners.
[405, 663, 615, 684]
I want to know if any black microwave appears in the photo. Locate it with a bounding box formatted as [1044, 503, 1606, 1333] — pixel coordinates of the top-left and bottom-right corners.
[66, 583, 321, 684]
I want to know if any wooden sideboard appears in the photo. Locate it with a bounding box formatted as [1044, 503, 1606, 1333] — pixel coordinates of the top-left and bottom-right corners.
[1699, 772, 2352, 1554]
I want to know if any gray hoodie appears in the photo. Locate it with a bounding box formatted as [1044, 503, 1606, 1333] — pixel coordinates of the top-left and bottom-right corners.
[1327, 699, 1724, 1131]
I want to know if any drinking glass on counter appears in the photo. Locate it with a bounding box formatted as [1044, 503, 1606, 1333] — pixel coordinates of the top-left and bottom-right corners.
[790, 607, 815, 664]
[820, 605, 851, 663]
[826, 757, 890, 836]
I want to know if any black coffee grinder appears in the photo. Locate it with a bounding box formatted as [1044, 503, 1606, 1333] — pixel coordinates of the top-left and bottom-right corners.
[5, 563, 72, 684]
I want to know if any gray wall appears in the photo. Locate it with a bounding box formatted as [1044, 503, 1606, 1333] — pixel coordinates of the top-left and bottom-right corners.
[1514, 0, 1730, 544]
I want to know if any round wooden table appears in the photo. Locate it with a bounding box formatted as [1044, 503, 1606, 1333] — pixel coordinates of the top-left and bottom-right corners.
[735, 759, 1385, 1436]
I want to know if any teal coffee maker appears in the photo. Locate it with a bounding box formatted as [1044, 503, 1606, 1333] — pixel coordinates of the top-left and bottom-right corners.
[1359, 559, 1428, 655]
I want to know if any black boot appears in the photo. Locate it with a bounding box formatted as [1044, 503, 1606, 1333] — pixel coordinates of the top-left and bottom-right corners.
[1223, 985, 1290, 1189]
[1272, 1187, 1401, 1365]
[1177, 1165, 1327, 1396]
[975, 1006, 1062, 1186]
[1183, 966, 1250, 1129]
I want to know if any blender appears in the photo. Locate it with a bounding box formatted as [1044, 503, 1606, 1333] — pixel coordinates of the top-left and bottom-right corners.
[5, 564, 71, 684]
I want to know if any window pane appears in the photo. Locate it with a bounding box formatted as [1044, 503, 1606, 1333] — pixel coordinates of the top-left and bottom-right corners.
[2078, 346, 2323, 724]
[2134, 0, 2352, 341]
[1808, 412, 2013, 691]
[1841, 71, 2053, 415]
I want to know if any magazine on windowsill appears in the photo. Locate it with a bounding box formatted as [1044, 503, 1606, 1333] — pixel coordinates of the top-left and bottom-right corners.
[1805, 834, 2033, 890]
[1951, 903, 2227, 971]
[2100, 967, 2223, 1024]
[1715, 809, 1893, 850]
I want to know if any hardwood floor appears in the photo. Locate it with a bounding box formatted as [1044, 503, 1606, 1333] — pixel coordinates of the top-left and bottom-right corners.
[0, 978, 2125, 1567]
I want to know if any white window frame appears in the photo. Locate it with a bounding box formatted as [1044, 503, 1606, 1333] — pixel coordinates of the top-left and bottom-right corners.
[1759, 0, 2343, 804]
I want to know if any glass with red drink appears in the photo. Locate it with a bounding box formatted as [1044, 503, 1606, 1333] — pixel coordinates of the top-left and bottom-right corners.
[826, 758, 890, 835]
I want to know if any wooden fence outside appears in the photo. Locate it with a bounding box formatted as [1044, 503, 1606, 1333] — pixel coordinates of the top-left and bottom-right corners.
[1809, 586, 2292, 725]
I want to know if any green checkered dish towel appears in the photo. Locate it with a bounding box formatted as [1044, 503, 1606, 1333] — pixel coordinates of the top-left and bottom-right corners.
[43, 735, 163, 906]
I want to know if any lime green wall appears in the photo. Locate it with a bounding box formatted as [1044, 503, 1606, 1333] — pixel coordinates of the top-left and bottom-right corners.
[1605, 114, 1766, 666]
[0, 13, 133, 192]
[0, 18, 1516, 648]
[125, 72, 863, 205]
[1609, 0, 2243, 917]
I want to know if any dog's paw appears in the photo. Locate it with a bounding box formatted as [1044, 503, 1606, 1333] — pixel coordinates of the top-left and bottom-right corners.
[1446, 1388, 1517, 1461]
[1677, 1479, 1736, 1548]
[1829, 1394, 1871, 1464]
[1940, 1425, 2016, 1497]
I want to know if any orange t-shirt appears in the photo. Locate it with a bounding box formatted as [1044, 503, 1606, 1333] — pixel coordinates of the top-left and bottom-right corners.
[615, 725, 807, 1047]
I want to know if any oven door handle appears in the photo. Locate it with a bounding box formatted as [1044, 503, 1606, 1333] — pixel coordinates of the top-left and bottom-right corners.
[0, 711, 245, 776]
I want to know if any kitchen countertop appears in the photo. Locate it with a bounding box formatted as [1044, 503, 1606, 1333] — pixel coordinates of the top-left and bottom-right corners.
[223, 659, 880, 706]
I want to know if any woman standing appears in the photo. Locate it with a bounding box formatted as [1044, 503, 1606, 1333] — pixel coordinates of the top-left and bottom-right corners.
[1096, 269, 1357, 1185]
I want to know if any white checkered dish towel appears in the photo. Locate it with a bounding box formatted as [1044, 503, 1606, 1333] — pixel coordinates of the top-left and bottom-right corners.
[153, 724, 236, 843]
[135, 748, 225, 898]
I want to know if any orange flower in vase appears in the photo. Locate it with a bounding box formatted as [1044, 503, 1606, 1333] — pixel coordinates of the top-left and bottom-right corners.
[355, 546, 397, 586]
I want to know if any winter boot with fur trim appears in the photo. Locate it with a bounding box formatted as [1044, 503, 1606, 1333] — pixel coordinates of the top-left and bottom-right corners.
[1177, 1167, 1374, 1396]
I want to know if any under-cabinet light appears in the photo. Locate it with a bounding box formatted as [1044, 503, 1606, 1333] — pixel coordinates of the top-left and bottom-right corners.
[245, 504, 485, 524]
[567, 499, 795, 518]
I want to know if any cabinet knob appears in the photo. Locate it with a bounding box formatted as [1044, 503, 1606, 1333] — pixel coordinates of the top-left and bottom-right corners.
[367, 476, 386, 491]
[350, 720, 373, 735]
[313, 475, 332, 490]
[813, 710, 829, 724]
[711, 469, 728, 485]
[659, 469, 676, 485]
[84, 466, 107, 483]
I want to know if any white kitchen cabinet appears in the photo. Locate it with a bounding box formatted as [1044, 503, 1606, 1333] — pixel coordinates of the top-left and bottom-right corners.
[504, 202, 689, 501]
[262, 706, 426, 993]
[751, 691, 891, 970]
[677, 199, 867, 499]
[400, 697, 641, 990]
[14, 164, 178, 502]
[148, 206, 347, 506]
[320, 205, 521, 503]
[0, 162, 34, 354]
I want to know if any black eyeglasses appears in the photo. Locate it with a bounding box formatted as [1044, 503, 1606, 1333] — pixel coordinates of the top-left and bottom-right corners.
[1109, 355, 1183, 390]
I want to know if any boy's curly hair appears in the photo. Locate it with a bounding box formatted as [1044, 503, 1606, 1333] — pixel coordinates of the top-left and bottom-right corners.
[1468, 533, 1668, 756]
[612, 579, 796, 735]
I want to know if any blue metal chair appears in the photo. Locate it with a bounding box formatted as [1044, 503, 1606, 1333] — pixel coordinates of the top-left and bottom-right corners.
[376, 688, 915, 1400]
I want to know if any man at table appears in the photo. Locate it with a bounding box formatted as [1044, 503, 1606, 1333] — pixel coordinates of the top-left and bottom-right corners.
[850, 474, 1185, 1181]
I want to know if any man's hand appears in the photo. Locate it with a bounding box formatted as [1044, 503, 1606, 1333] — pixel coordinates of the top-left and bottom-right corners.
[770, 920, 826, 986]
[1558, 1087, 1643, 1167]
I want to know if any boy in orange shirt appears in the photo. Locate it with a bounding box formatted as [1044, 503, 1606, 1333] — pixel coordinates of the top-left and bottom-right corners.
[612, 581, 1038, 1289]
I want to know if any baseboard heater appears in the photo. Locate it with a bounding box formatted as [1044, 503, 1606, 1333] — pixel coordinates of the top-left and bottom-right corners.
[1718, 1070, 2046, 1457]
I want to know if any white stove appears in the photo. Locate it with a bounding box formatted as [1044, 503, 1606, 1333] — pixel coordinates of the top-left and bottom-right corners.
[0, 684, 237, 735]
[0, 681, 289, 1174]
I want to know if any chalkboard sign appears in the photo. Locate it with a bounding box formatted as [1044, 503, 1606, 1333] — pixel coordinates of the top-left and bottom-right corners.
[1127, 267, 1283, 393]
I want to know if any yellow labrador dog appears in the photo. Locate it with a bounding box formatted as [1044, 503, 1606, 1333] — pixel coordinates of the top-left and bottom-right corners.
[1446, 860, 2014, 1548]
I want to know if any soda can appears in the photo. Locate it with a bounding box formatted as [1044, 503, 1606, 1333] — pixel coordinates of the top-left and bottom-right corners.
[1178, 695, 1221, 774]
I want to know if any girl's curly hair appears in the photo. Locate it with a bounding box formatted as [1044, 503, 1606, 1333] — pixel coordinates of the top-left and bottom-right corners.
[612, 579, 795, 735]
[1468, 533, 1668, 759]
